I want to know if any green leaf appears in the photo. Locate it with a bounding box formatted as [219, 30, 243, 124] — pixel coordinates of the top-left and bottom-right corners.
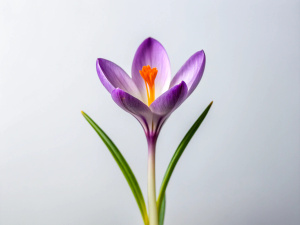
[159, 194, 166, 225]
[157, 101, 213, 215]
[81, 111, 149, 225]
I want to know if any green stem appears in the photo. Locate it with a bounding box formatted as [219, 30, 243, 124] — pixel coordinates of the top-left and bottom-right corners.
[148, 140, 158, 225]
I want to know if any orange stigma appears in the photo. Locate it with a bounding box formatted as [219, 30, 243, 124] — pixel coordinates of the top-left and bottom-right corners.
[139, 65, 158, 106]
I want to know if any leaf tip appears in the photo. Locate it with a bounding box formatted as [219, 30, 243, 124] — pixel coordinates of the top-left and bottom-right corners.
[81, 110, 85, 115]
[209, 101, 213, 106]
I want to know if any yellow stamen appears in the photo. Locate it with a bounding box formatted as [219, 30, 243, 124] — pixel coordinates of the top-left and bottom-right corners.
[139, 65, 158, 106]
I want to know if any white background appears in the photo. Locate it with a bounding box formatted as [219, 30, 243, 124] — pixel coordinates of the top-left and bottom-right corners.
[1, 0, 299, 224]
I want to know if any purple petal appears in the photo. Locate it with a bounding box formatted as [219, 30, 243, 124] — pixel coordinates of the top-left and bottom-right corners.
[132, 38, 171, 102]
[111, 88, 152, 132]
[170, 50, 206, 97]
[150, 81, 188, 116]
[97, 58, 141, 99]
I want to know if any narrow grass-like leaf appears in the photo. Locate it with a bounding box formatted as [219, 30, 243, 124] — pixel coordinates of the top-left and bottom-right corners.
[157, 101, 213, 214]
[81, 111, 149, 225]
[159, 194, 166, 225]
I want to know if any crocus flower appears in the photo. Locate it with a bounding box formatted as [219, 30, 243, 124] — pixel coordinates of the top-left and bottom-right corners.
[97, 38, 205, 141]
[96, 37, 205, 225]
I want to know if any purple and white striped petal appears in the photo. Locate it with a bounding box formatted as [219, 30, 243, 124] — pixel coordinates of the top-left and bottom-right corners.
[111, 88, 152, 132]
[97, 58, 141, 100]
[170, 50, 206, 97]
[150, 81, 188, 116]
[132, 38, 171, 103]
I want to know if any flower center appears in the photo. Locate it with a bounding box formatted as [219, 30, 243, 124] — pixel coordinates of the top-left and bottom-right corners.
[139, 65, 158, 106]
